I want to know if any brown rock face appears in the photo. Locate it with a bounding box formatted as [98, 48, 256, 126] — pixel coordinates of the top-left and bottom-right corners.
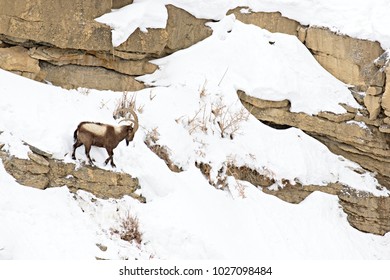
[381, 67, 390, 113]
[165, 5, 212, 54]
[364, 94, 382, 120]
[0, 150, 143, 201]
[112, 0, 134, 9]
[116, 28, 169, 56]
[0, 46, 42, 80]
[0, 2, 214, 91]
[237, 90, 390, 235]
[42, 52, 156, 76]
[238, 91, 390, 186]
[228, 8, 386, 92]
[228, 7, 300, 36]
[41, 62, 145, 92]
[305, 27, 384, 91]
[0, 0, 113, 51]
[198, 159, 390, 235]
[339, 190, 390, 235]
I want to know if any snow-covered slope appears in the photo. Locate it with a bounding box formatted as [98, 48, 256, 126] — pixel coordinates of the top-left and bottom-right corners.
[96, 0, 390, 49]
[1, 9, 390, 260]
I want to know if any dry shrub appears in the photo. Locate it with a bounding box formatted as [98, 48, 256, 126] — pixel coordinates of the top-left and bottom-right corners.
[216, 107, 250, 139]
[113, 92, 144, 119]
[112, 211, 142, 245]
[183, 87, 250, 139]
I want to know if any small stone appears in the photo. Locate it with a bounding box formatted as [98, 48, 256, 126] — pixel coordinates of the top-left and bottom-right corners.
[379, 125, 390, 134]
[96, 244, 108, 252]
[366, 86, 383, 96]
[339, 103, 358, 114]
[23, 141, 53, 158]
[28, 151, 49, 166]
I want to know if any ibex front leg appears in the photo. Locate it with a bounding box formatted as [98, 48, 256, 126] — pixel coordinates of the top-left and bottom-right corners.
[105, 148, 116, 168]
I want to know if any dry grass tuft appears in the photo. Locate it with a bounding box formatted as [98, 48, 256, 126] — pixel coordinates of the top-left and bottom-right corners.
[112, 211, 142, 245]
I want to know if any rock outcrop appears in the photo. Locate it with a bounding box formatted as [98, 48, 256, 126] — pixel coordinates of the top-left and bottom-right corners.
[229, 7, 385, 92]
[237, 89, 390, 235]
[0, 2, 212, 91]
[238, 90, 390, 188]
[0, 45, 42, 80]
[195, 160, 390, 235]
[0, 148, 143, 202]
[0, 3, 387, 92]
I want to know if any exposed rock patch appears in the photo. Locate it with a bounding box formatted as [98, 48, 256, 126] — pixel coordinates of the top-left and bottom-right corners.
[41, 62, 145, 92]
[0, 148, 143, 202]
[223, 162, 390, 235]
[305, 27, 384, 91]
[165, 5, 212, 54]
[0, 46, 42, 80]
[228, 7, 300, 36]
[0, 3, 387, 93]
[238, 90, 390, 188]
[339, 190, 390, 235]
[112, 0, 133, 9]
[0, 2, 212, 91]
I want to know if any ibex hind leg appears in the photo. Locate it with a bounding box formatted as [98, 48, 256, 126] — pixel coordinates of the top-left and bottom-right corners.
[72, 141, 83, 160]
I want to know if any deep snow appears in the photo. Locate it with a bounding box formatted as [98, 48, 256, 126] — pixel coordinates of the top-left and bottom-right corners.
[1, 1, 390, 260]
[96, 0, 390, 50]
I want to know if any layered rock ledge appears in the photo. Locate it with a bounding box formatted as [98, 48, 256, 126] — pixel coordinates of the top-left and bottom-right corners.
[0, 147, 143, 202]
[1, 3, 387, 93]
[238, 90, 390, 188]
[194, 160, 390, 235]
[0, 2, 212, 91]
[229, 163, 390, 235]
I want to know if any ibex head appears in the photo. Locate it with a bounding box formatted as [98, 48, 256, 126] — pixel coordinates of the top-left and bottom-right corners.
[119, 107, 139, 146]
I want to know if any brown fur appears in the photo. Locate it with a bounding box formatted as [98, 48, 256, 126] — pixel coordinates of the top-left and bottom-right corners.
[72, 122, 136, 168]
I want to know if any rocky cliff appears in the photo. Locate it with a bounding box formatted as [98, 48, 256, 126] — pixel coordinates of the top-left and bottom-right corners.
[0, 145, 143, 202]
[0, 1, 211, 91]
[0, 2, 389, 235]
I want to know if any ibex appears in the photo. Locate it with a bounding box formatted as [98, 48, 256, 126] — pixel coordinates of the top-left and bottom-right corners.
[72, 108, 139, 168]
